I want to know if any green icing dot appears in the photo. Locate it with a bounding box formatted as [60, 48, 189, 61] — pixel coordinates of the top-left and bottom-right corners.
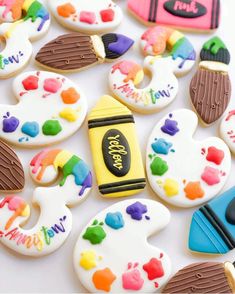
[203, 37, 227, 55]
[83, 222, 106, 245]
[150, 157, 168, 176]
[42, 120, 62, 136]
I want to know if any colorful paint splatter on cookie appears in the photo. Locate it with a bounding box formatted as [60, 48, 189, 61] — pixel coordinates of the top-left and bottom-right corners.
[0, 71, 87, 146]
[146, 109, 231, 208]
[48, 0, 123, 34]
[74, 199, 171, 292]
[0, 149, 92, 256]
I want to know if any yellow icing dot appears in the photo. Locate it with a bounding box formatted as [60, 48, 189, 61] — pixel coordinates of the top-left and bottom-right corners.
[80, 250, 97, 270]
[133, 70, 144, 86]
[21, 204, 30, 217]
[163, 178, 179, 197]
[59, 107, 79, 122]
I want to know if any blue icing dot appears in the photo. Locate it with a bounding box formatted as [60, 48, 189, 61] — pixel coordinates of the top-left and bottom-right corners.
[105, 212, 124, 230]
[151, 138, 173, 155]
[21, 122, 39, 138]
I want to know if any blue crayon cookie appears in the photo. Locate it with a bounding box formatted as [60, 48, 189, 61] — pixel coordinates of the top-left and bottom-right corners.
[189, 186, 235, 254]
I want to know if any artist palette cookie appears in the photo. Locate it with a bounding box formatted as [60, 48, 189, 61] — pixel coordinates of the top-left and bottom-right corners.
[0, 148, 92, 256]
[0, 71, 87, 147]
[162, 262, 235, 293]
[0, 0, 50, 78]
[220, 110, 235, 155]
[189, 186, 235, 255]
[48, 0, 123, 34]
[36, 33, 134, 74]
[128, 0, 221, 32]
[74, 199, 171, 293]
[146, 109, 231, 208]
[88, 95, 146, 197]
[0, 140, 25, 192]
[190, 37, 231, 125]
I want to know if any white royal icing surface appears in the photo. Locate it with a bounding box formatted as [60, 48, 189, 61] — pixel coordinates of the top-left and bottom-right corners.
[0, 71, 87, 146]
[74, 199, 171, 293]
[109, 57, 180, 113]
[220, 109, 235, 154]
[0, 149, 92, 257]
[146, 109, 231, 208]
[0, 0, 50, 78]
[48, 0, 122, 33]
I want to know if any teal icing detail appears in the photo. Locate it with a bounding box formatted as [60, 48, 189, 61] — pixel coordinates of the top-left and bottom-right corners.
[151, 138, 173, 155]
[21, 121, 40, 137]
[105, 212, 124, 230]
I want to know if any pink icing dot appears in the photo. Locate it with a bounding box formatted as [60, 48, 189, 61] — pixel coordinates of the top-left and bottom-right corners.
[201, 166, 220, 186]
[43, 78, 62, 93]
[8, 196, 24, 211]
[122, 269, 144, 290]
[112, 61, 137, 75]
[79, 11, 96, 24]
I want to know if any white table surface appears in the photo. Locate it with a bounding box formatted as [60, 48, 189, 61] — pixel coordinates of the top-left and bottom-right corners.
[0, 0, 234, 292]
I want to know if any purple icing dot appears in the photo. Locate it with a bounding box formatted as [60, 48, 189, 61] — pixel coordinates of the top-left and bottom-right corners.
[108, 34, 134, 55]
[161, 119, 179, 136]
[126, 201, 148, 221]
[2, 115, 20, 133]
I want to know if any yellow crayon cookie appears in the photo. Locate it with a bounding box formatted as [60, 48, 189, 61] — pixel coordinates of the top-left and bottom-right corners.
[88, 95, 146, 197]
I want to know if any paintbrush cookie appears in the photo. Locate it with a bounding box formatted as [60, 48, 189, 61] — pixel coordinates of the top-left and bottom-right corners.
[0, 71, 87, 147]
[35, 33, 134, 74]
[0, 140, 24, 192]
[128, 0, 220, 32]
[88, 95, 146, 198]
[74, 199, 171, 292]
[0, 0, 50, 78]
[0, 148, 92, 256]
[220, 110, 235, 155]
[189, 186, 235, 255]
[162, 262, 235, 293]
[190, 37, 231, 125]
[146, 109, 231, 208]
[48, 0, 123, 34]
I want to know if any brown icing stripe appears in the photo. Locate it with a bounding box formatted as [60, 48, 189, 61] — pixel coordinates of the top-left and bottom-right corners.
[35, 33, 98, 71]
[162, 262, 233, 294]
[190, 69, 231, 124]
[0, 141, 24, 191]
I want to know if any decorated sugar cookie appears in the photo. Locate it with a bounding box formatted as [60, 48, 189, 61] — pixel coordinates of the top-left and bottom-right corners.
[48, 0, 123, 34]
[0, 0, 50, 78]
[220, 110, 235, 155]
[190, 37, 231, 125]
[146, 109, 231, 208]
[0, 149, 92, 256]
[0, 140, 25, 192]
[88, 95, 146, 198]
[189, 186, 235, 255]
[74, 199, 171, 292]
[128, 0, 221, 32]
[0, 71, 87, 147]
[36, 33, 134, 74]
[162, 262, 235, 293]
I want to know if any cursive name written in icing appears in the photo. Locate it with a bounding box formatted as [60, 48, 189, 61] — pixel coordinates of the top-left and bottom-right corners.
[0, 215, 67, 251]
[114, 83, 174, 105]
[108, 135, 127, 170]
[0, 51, 24, 70]
[174, 1, 198, 13]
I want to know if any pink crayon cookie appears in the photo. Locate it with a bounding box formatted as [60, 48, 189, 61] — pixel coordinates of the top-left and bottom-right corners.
[128, 0, 221, 32]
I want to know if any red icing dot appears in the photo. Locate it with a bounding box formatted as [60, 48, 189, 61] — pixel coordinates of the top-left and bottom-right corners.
[43, 78, 62, 93]
[22, 75, 39, 91]
[206, 147, 225, 165]
[143, 258, 164, 281]
[100, 9, 115, 22]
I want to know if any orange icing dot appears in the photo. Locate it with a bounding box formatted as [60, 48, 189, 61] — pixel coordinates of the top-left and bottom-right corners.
[61, 87, 80, 104]
[57, 3, 76, 18]
[184, 181, 205, 200]
[92, 268, 116, 292]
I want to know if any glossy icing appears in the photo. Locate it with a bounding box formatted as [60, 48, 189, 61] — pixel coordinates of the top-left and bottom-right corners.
[146, 109, 231, 208]
[0, 149, 92, 256]
[0, 71, 87, 146]
[74, 199, 171, 292]
[220, 110, 235, 155]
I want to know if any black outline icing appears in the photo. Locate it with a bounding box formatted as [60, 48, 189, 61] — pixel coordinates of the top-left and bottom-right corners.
[88, 115, 134, 129]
